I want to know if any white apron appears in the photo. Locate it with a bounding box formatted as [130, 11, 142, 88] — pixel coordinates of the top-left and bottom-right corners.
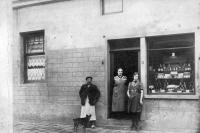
[80, 96, 96, 121]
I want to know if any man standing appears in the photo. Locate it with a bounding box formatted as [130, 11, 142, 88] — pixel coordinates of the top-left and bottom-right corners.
[79, 76, 100, 128]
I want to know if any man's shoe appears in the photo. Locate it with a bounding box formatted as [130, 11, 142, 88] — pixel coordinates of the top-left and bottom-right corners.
[91, 125, 95, 128]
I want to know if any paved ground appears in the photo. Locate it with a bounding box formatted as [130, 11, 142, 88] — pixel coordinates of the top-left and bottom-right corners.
[13, 120, 149, 133]
[14, 120, 197, 133]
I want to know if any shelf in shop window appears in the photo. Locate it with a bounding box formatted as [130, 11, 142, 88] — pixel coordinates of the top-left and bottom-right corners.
[157, 77, 191, 80]
[151, 91, 193, 94]
[156, 71, 191, 73]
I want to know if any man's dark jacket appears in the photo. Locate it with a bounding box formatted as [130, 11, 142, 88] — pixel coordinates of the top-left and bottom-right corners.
[79, 83, 100, 106]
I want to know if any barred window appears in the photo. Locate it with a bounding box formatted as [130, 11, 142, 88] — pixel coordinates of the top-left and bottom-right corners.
[23, 31, 45, 82]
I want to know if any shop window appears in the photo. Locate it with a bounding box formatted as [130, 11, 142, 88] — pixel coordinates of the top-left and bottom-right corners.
[22, 31, 45, 82]
[147, 33, 195, 95]
[102, 0, 123, 15]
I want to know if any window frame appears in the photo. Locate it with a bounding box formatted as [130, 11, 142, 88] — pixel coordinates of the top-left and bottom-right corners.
[106, 31, 200, 100]
[101, 0, 123, 15]
[21, 30, 45, 83]
[146, 33, 195, 95]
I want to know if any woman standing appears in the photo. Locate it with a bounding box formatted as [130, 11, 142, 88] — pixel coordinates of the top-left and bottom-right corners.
[112, 68, 127, 112]
[127, 72, 143, 130]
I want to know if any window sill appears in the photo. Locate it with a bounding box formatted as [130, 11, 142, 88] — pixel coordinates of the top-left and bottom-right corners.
[144, 94, 199, 100]
[20, 81, 47, 87]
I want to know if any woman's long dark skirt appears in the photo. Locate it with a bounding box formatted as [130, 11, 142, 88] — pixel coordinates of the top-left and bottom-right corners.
[131, 112, 141, 130]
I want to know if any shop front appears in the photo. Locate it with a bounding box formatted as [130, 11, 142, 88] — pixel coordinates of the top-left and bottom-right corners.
[12, 0, 200, 132]
[106, 31, 200, 131]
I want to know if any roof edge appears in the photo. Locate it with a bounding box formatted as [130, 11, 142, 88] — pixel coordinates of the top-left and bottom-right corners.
[12, 0, 72, 9]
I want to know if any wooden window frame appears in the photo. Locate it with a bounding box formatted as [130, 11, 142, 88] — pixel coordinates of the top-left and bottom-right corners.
[21, 30, 45, 83]
[146, 33, 195, 95]
[101, 0, 123, 15]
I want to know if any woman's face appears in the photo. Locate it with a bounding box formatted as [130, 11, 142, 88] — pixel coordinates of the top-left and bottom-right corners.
[117, 69, 123, 76]
[133, 74, 139, 80]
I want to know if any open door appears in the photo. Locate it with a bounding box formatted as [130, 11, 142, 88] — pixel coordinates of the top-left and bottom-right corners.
[108, 38, 140, 119]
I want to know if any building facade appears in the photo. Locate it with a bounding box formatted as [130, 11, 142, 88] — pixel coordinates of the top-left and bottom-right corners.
[12, 0, 200, 132]
[0, 0, 13, 132]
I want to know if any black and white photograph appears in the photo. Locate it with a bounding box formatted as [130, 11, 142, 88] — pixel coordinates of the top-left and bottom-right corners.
[0, 0, 200, 132]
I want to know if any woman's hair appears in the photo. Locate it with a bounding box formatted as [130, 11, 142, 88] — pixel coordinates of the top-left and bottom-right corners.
[133, 72, 139, 76]
[133, 72, 140, 80]
[117, 68, 123, 71]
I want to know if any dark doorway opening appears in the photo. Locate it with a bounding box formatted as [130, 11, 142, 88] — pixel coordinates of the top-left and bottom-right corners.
[110, 51, 139, 119]
[108, 38, 140, 119]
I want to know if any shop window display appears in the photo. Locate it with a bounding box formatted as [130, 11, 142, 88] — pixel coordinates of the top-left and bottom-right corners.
[147, 33, 195, 94]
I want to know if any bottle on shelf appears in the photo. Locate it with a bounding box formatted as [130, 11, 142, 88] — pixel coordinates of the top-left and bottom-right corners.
[183, 81, 187, 90]
[180, 64, 184, 71]
[157, 65, 160, 72]
[163, 80, 168, 90]
[184, 63, 187, 71]
[178, 64, 181, 71]
[169, 64, 172, 71]
[185, 63, 188, 71]
[166, 64, 170, 71]
[175, 64, 178, 71]
[179, 81, 184, 91]
[188, 63, 191, 71]
[161, 64, 164, 72]
[158, 80, 162, 91]
[163, 64, 166, 72]
[160, 64, 162, 72]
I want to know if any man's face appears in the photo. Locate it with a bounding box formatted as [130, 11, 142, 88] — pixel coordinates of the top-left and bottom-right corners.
[86, 78, 92, 84]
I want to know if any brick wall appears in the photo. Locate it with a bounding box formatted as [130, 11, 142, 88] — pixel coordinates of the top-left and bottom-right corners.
[14, 46, 106, 122]
[47, 47, 105, 104]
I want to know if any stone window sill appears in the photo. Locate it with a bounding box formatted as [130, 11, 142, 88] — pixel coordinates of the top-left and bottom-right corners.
[144, 94, 199, 100]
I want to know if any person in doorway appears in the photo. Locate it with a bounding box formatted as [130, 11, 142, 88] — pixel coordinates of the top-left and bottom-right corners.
[127, 72, 143, 130]
[112, 68, 127, 112]
[79, 76, 100, 128]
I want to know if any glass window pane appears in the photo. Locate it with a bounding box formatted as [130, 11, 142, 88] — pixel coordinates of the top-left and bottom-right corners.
[26, 55, 45, 81]
[26, 33, 44, 54]
[103, 0, 123, 14]
[109, 38, 140, 51]
[147, 33, 195, 95]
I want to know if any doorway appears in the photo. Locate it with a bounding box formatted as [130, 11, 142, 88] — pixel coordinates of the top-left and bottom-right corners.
[108, 38, 140, 119]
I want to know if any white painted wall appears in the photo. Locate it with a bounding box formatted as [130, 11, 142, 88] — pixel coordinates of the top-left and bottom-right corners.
[16, 0, 200, 49]
[0, 0, 13, 132]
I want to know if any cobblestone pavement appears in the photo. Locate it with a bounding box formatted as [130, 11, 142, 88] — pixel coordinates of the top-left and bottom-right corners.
[14, 120, 192, 133]
[14, 121, 194, 133]
[14, 121, 150, 133]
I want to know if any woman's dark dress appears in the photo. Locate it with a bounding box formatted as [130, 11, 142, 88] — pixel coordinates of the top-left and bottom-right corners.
[127, 81, 143, 113]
